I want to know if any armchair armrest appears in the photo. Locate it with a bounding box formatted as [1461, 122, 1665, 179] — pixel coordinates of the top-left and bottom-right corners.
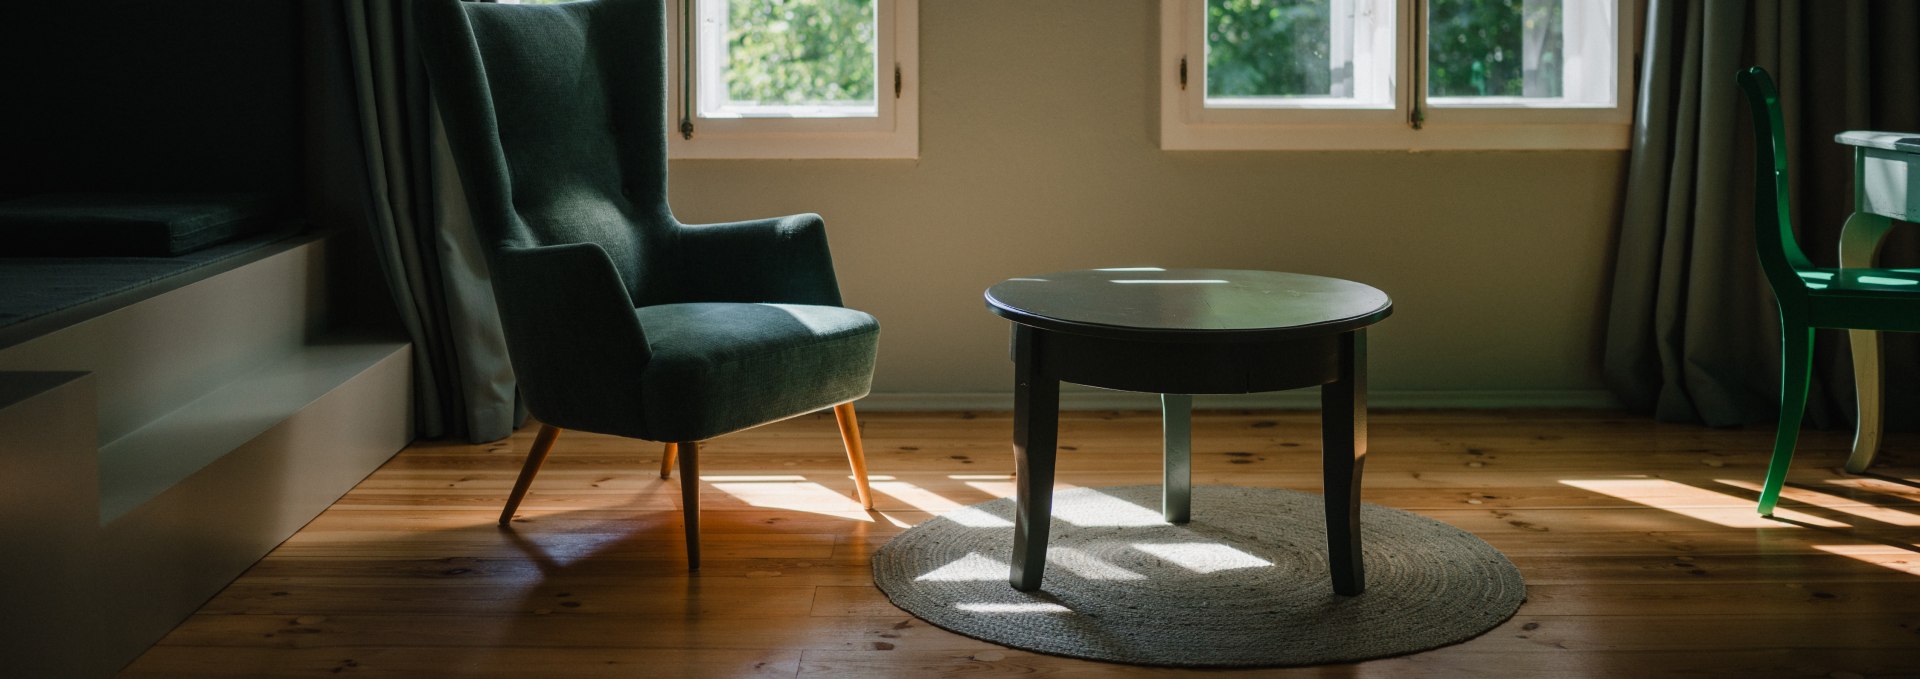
[672, 213, 844, 306]
[490, 243, 651, 436]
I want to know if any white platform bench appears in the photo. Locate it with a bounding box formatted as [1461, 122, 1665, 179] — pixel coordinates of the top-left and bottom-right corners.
[0, 232, 413, 677]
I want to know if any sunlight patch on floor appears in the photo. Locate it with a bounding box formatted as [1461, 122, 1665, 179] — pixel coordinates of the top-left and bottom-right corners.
[1046, 546, 1148, 581]
[870, 479, 1012, 527]
[916, 552, 1006, 582]
[1821, 477, 1920, 502]
[1131, 542, 1273, 574]
[955, 602, 1073, 614]
[1714, 479, 1920, 526]
[1812, 544, 1920, 575]
[1560, 478, 1847, 528]
[915, 548, 1170, 583]
[706, 475, 872, 521]
[961, 479, 1019, 499]
[1049, 489, 1166, 527]
[874, 512, 917, 528]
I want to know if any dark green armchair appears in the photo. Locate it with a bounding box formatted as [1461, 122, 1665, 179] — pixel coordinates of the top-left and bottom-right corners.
[417, 0, 880, 569]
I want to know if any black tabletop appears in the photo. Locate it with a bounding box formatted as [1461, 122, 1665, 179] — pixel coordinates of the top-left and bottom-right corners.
[985, 268, 1392, 342]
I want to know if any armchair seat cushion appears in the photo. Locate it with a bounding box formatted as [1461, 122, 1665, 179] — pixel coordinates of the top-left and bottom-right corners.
[638, 302, 878, 442]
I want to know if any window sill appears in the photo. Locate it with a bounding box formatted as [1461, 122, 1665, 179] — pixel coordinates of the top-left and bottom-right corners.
[668, 130, 919, 160]
[1159, 121, 1632, 152]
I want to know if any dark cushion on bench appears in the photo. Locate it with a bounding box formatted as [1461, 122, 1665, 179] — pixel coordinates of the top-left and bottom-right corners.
[0, 194, 277, 257]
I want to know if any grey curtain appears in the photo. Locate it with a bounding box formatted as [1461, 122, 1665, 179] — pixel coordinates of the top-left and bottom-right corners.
[1604, 0, 1920, 428]
[338, 0, 521, 442]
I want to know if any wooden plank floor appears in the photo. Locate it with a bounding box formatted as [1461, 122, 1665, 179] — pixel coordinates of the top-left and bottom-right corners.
[122, 410, 1920, 678]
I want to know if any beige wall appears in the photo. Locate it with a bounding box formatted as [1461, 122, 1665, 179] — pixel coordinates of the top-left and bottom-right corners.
[668, 0, 1627, 403]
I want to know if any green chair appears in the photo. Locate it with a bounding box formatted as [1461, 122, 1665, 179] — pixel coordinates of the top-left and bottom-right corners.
[416, 0, 880, 567]
[1736, 67, 1920, 516]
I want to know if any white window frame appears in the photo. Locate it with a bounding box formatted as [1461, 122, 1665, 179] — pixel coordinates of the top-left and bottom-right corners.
[1159, 0, 1635, 151]
[668, 0, 919, 159]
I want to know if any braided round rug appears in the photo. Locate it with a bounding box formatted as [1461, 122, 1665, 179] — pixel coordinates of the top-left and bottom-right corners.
[872, 485, 1524, 667]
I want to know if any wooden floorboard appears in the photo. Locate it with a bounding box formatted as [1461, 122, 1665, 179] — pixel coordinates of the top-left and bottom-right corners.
[121, 410, 1920, 678]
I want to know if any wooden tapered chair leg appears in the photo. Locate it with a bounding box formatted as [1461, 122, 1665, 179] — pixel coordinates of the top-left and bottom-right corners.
[833, 403, 875, 510]
[499, 425, 563, 525]
[678, 440, 701, 570]
[659, 442, 678, 479]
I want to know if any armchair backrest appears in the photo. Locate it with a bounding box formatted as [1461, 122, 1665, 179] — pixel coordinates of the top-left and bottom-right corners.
[419, 0, 674, 437]
[1735, 67, 1817, 299]
[417, 0, 673, 304]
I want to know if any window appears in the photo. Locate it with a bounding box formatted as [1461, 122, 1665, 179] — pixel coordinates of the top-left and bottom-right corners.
[672, 0, 918, 158]
[503, 0, 917, 159]
[1159, 0, 1633, 150]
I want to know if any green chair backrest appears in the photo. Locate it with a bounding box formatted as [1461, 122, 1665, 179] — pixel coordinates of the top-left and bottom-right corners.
[1736, 67, 1819, 304]
[420, 0, 675, 436]
[417, 0, 674, 305]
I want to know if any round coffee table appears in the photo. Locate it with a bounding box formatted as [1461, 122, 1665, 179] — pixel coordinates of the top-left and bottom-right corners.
[984, 268, 1392, 594]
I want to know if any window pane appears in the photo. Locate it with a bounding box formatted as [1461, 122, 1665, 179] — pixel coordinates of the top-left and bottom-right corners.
[1206, 0, 1333, 97]
[1202, 0, 1394, 109]
[1427, 0, 1561, 98]
[706, 0, 876, 114]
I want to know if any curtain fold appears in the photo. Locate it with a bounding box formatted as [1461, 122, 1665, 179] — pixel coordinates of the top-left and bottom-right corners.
[1605, 0, 1920, 428]
[340, 0, 520, 442]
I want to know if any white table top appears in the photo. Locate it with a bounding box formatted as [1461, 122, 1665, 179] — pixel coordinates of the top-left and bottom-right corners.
[1837, 131, 1920, 153]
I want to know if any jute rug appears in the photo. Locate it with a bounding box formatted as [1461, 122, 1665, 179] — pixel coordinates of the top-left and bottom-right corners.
[871, 485, 1524, 667]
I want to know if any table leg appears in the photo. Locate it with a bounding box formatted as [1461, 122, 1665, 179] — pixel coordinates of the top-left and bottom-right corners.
[1010, 325, 1059, 592]
[1322, 330, 1367, 596]
[1162, 393, 1193, 524]
[1838, 211, 1895, 473]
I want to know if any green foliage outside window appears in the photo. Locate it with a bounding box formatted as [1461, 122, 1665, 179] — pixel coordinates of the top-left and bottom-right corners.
[1428, 0, 1560, 97]
[1205, 0, 1331, 97]
[724, 0, 875, 106]
[520, 0, 1567, 105]
[514, 0, 876, 107]
[1205, 0, 1566, 99]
